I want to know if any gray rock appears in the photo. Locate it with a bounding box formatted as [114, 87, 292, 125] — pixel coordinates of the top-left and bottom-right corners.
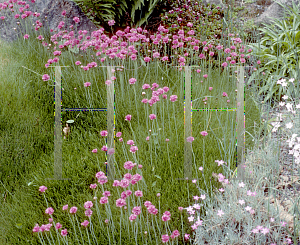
[253, 0, 300, 27]
[0, 0, 100, 45]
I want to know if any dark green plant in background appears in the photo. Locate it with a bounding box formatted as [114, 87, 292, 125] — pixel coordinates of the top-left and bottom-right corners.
[246, 0, 300, 107]
[70, 0, 168, 31]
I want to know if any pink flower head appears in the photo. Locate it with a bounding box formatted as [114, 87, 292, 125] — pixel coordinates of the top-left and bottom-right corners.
[105, 80, 112, 86]
[130, 146, 138, 153]
[149, 114, 156, 120]
[55, 223, 62, 230]
[75, 61, 81, 65]
[24, 34, 29, 39]
[108, 20, 115, 26]
[201, 131, 208, 136]
[42, 74, 50, 81]
[61, 229, 68, 236]
[62, 204, 68, 211]
[186, 136, 194, 143]
[209, 87, 213, 91]
[100, 130, 108, 137]
[45, 207, 54, 215]
[100, 196, 108, 204]
[116, 132, 122, 137]
[116, 198, 126, 208]
[70, 206, 78, 214]
[107, 148, 115, 155]
[129, 214, 137, 222]
[92, 148, 98, 153]
[39, 185, 47, 192]
[84, 201, 93, 209]
[187, 22, 193, 27]
[135, 190, 143, 197]
[142, 84, 151, 89]
[81, 220, 89, 227]
[73, 17, 80, 23]
[203, 74, 208, 78]
[170, 95, 178, 102]
[162, 234, 169, 243]
[129, 78, 136, 85]
[222, 92, 228, 97]
[85, 209, 92, 217]
[144, 57, 151, 62]
[84, 82, 91, 87]
[90, 184, 97, 189]
[61, 10, 66, 16]
[125, 114, 132, 121]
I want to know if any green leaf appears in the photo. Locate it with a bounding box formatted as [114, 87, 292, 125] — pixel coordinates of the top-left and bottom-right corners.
[154, 175, 161, 179]
[15, 223, 22, 229]
[152, 181, 156, 187]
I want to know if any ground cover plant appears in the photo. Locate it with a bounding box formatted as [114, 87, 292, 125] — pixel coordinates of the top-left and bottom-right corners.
[0, 0, 300, 244]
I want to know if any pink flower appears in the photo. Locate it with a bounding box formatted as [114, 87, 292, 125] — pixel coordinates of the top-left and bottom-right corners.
[162, 234, 169, 243]
[90, 184, 97, 189]
[61, 229, 68, 236]
[84, 82, 91, 87]
[62, 205, 68, 211]
[129, 214, 137, 222]
[149, 114, 156, 120]
[84, 201, 93, 209]
[116, 198, 126, 208]
[85, 209, 92, 217]
[105, 80, 112, 85]
[75, 61, 81, 65]
[144, 57, 151, 62]
[62, 10, 66, 16]
[39, 186, 47, 192]
[130, 146, 138, 153]
[125, 114, 132, 121]
[162, 214, 171, 222]
[170, 95, 178, 102]
[129, 78, 136, 84]
[100, 130, 108, 137]
[73, 17, 80, 23]
[184, 234, 190, 240]
[209, 87, 213, 91]
[186, 136, 194, 143]
[42, 74, 50, 81]
[55, 223, 62, 230]
[222, 62, 228, 67]
[222, 92, 228, 97]
[187, 22, 193, 27]
[107, 148, 115, 155]
[24, 34, 29, 39]
[92, 149, 97, 153]
[100, 196, 108, 204]
[45, 207, 54, 215]
[70, 206, 78, 214]
[135, 190, 143, 197]
[201, 131, 208, 136]
[81, 220, 89, 227]
[116, 132, 122, 137]
[98, 175, 108, 185]
[203, 74, 208, 78]
[108, 20, 115, 26]
[217, 210, 224, 217]
[257, 60, 261, 65]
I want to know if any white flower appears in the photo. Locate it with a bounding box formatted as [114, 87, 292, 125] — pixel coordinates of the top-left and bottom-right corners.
[238, 182, 245, 188]
[286, 122, 293, 129]
[188, 216, 194, 222]
[238, 199, 245, 205]
[282, 95, 289, 100]
[245, 206, 252, 212]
